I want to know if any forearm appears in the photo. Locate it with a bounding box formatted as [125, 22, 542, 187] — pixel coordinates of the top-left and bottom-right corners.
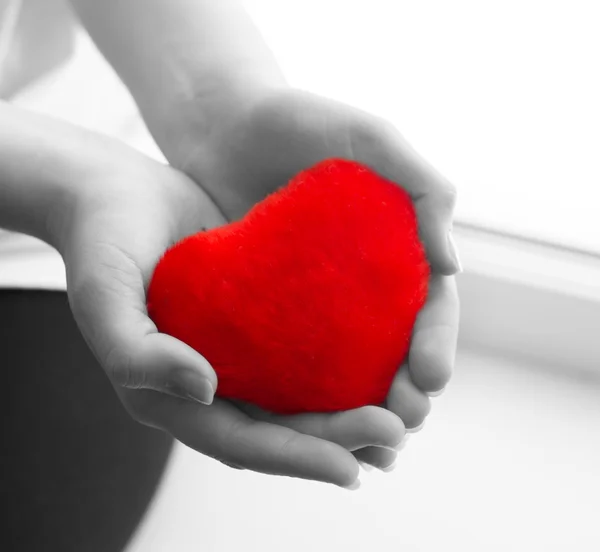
[0, 101, 97, 248]
[67, 0, 287, 157]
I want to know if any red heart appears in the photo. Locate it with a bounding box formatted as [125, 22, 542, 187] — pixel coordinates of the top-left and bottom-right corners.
[147, 158, 429, 414]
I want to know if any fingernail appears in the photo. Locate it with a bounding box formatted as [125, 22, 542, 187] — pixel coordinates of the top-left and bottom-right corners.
[395, 435, 410, 451]
[427, 388, 445, 398]
[343, 479, 361, 491]
[380, 460, 397, 473]
[406, 421, 425, 434]
[379, 434, 410, 453]
[447, 230, 463, 273]
[358, 461, 374, 472]
[183, 376, 214, 406]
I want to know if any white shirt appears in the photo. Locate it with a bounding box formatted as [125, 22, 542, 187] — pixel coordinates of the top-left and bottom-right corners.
[0, 0, 163, 290]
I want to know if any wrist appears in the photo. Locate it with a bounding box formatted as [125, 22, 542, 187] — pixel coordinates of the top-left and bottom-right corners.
[0, 102, 126, 252]
[70, 0, 291, 168]
[0, 104, 79, 248]
[132, 47, 289, 167]
[69, 0, 288, 167]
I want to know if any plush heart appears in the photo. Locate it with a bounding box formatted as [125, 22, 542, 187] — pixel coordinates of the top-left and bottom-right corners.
[147, 158, 430, 414]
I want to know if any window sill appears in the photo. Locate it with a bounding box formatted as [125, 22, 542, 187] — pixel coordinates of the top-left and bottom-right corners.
[454, 221, 600, 379]
[1, 222, 598, 380]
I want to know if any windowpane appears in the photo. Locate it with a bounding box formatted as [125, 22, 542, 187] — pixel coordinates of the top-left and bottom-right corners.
[244, 0, 600, 253]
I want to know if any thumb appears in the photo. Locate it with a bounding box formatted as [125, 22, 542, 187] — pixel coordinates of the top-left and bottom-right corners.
[67, 247, 217, 405]
[357, 121, 462, 275]
[107, 332, 217, 405]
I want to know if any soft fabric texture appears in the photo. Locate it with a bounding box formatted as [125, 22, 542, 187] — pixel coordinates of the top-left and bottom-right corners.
[147, 158, 430, 414]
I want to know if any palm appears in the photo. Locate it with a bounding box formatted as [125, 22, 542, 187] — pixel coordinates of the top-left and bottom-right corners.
[186, 88, 374, 222]
[178, 87, 460, 461]
[64, 157, 404, 484]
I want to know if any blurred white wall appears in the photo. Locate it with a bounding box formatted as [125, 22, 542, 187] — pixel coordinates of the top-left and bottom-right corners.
[127, 348, 600, 552]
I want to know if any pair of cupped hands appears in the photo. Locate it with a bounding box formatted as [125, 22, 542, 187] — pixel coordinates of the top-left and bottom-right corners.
[59, 86, 460, 489]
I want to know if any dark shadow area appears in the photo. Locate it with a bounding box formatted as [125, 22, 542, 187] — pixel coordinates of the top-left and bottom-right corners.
[0, 290, 173, 552]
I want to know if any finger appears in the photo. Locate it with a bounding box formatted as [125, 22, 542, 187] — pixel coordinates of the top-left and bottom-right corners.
[233, 402, 405, 451]
[353, 447, 398, 472]
[141, 393, 360, 489]
[108, 333, 218, 405]
[68, 242, 217, 404]
[408, 275, 460, 393]
[385, 365, 431, 430]
[218, 460, 245, 471]
[354, 120, 461, 275]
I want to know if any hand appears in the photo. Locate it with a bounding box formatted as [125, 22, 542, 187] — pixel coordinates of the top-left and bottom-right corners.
[169, 87, 461, 469]
[59, 136, 404, 488]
